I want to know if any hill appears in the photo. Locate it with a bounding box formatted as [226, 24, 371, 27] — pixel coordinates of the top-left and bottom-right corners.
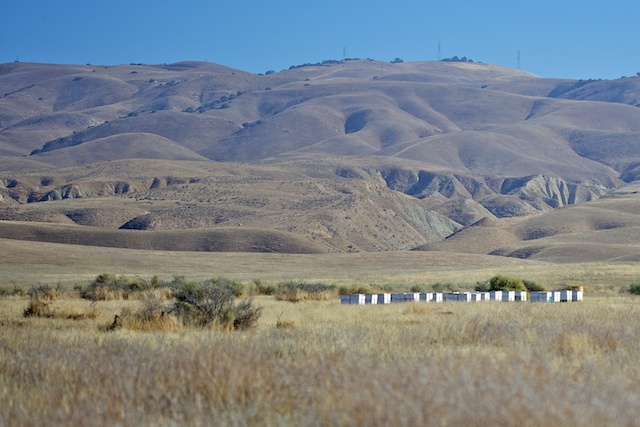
[3, 59, 640, 260]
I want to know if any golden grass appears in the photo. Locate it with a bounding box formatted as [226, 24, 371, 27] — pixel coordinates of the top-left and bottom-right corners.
[2, 293, 640, 426]
[6, 238, 640, 295]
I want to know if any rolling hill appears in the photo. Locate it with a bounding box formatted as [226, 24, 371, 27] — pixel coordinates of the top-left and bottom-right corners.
[2, 59, 640, 260]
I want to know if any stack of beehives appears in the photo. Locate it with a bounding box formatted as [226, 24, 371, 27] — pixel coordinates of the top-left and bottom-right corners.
[340, 289, 583, 305]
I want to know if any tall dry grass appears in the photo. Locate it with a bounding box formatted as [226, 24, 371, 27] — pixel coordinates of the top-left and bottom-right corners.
[1, 295, 640, 426]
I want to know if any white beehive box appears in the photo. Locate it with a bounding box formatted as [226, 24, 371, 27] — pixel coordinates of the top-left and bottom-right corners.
[433, 293, 443, 303]
[420, 293, 433, 302]
[560, 290, 573, 302]
[365, 294, 378, 304]
[352, 294, 366, 305]
[404, 293, 419, 302]
[572, 290, 583, 301]
[489, 291, 502, 301]
[515, 291, 528, 302]
[552, 291, 562, 302]
[458, 293, 472, 302]
[502, 291, 515, 302]
[378, 293, 391, 304]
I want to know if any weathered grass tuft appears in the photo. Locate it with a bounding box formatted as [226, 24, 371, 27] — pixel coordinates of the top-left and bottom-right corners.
[23, 297, 54, 318]
[23, 296, 99, 320]
[275, 281, 338, 302]
[403, 302, 432, 315]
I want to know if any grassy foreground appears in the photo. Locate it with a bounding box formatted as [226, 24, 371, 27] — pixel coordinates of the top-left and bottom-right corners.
[1, 292, 640, 426]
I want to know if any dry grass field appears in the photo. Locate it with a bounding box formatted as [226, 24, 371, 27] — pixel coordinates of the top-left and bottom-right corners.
[4, 59, 640, 425]
[1, 287, 640, 426]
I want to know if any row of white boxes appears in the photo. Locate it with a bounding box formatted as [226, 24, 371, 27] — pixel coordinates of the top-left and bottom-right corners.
[341, 290, 583, 305]
[529, 290, 583, 302]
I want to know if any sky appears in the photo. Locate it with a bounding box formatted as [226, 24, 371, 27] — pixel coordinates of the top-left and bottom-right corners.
[1, 0, 639, 80]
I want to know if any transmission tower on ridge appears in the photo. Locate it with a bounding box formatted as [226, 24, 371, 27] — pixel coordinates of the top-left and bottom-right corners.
[517, 50, 521, 70]
[437, 42, 442, 61]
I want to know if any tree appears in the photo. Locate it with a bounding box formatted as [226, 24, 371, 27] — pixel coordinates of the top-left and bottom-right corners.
[391, 57, 404, 63]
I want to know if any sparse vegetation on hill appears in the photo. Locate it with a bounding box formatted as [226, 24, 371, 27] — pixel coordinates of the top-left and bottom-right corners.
[440, 56, 474, 62]
[2, 59, 640, 259]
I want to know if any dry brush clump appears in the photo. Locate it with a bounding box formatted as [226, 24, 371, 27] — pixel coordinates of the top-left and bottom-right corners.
[23, 284, 99, 320]
[102, 277, 262, 332]
[169, 277, 260, 331]
[81, 273, 169, 301]
[274, 281, 338, 302]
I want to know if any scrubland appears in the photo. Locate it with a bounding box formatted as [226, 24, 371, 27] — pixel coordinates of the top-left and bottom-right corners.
[1, 279, 640, 426]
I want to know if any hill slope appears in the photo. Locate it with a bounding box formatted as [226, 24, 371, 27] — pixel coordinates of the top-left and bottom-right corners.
[2, 59, 640, 258]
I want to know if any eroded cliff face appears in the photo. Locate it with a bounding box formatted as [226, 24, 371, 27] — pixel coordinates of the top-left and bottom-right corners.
[500, 174, 606, 208]
[381, 168, 610, 222]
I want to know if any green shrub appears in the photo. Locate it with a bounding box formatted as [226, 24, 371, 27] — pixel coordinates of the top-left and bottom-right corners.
[410, 284, 427, 293]
[210, 277, 244, 297]
[629, 283, 640, 295]
[489, 275, 527, 292]
[474, 280, 490, 292]
[338, 285, 373, 295]
[523, 279, 547, 292]
[169, 277, 261, 330]
[0, 285, 24, 297]
[433, 282, 461, 292]
[81, 274, 165, 300]
[256, 282, 277, 295]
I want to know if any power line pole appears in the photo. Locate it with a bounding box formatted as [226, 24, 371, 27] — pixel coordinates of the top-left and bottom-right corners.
[437, 42, 441, 61]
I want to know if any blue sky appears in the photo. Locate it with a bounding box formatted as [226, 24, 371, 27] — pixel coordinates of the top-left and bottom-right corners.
[1, 0, 639, 80]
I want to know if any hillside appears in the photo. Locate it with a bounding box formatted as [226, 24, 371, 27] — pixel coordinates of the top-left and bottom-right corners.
[2, 59, 640, 259]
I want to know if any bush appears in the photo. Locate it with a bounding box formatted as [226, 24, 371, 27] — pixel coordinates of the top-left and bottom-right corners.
[109, 295, 180, 332]
[28, 284, 58, 301]
[489, 275, 527, 292]
[23, 297, 54, 318]
[629, 283, 640, 295]
[0, 285, 25, 297]
[211, 277, 244, 297]
[253, 279, 276, 295]
[338, 285, 371, 295]
[81, 274, 165, 300]
[433, 282, 461, 292]
[275, 281, 337, 302]
[169, 277, 261, 330]
[523, 279, 547, 292]
[410, 284, 427, 293]
[475, 280, 490, 292]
